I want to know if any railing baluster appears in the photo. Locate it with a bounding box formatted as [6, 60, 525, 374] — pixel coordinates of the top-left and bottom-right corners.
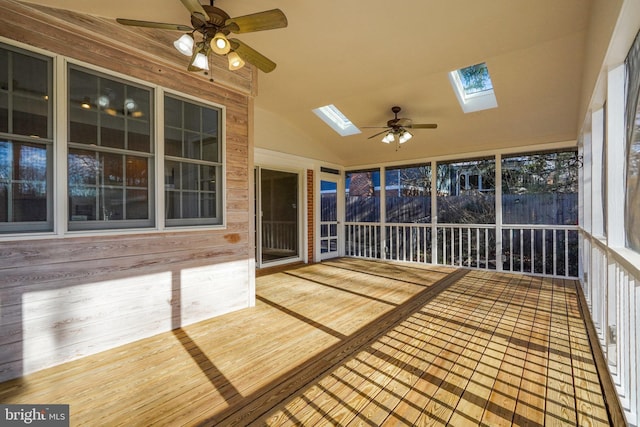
[441, 227, 445, 265]
[542, 229, 546, 275]
[475, 228, 480, 268]
[422, 226, 426, 263]
[456, 227, 461, 266]
[450, 227, 455, 265]
[564, 229, 569, 277]
[363, 225, 367, 258]
[530, 229, 535, 274]
[509, 229, 514, 272]
[520, 228, 524, 273]
[553, 229, 557, 276]
[409, 226, 414, 262]
[485, 228, 489, 269]
[467, 227, 471, 267]
[443, 227, 447, 265]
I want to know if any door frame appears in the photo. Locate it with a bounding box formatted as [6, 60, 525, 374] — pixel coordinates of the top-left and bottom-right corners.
[316, 171, 344, 261]
[255, 166, 305, 268]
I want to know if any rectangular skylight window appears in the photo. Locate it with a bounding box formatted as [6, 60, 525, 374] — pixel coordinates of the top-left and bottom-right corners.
[457, 63, 493, 96]
[449, 62, 498, 113]
[312, 104, 361, 136]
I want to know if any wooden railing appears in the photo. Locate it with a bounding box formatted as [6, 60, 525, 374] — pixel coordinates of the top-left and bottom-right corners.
[262, 220, 297, 251]
[582, 236, 640, 425]
[344, 222, 579, 278]
[502, 225, 579, 277]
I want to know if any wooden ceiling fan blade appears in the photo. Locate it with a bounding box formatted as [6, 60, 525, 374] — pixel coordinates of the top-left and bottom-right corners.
[408, 123, 438, 129]
[179, 0, 209, 22]
[367, 130, 390, 139]
[229, 39, 276, 73]
[225, 9, 287, 33]
[116, 18, 193, 32]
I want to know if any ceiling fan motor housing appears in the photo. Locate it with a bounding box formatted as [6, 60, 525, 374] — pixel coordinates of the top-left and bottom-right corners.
[191, 6, 231, 36]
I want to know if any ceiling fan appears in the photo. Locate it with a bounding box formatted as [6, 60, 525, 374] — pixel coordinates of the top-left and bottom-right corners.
[116, 0, 287, 73]
[365, 106, 437, 147]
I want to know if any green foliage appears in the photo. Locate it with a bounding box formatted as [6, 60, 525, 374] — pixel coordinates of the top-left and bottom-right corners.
[458, 63, 493, 93]
[502, 151, 579, 194]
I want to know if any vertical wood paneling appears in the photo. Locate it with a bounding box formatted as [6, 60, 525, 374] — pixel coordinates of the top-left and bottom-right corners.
[0, 0, 254, 382]
[307, 169, 315, 262]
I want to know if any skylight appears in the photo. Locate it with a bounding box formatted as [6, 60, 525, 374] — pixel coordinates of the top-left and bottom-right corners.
[312, 104, 361, 136]
[449, 62, 498, 113]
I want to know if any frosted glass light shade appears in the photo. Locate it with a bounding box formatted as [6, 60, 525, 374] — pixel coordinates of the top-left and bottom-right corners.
[192, 52, 209, 70]
[228, 51, 245, 70]
[174, 34, 194, 56]
[211, 32, 231, 55]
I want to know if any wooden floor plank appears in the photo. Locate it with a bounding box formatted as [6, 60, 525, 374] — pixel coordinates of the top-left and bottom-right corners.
[447, 274, 522, 426]
[545, 278, 578, 426]
[512, 277, 549, 427]
[563, 279, 610, 427]
[480, 276, 533, 427]
[0, 259, 616, 427]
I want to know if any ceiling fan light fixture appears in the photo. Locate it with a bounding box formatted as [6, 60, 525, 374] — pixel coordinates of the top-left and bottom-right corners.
[192, 51, 210, 71]
[211, 32, 231, 55]
[228, 51, 245, 70]
[174, 34, 194, 56]
[399, 131, 413, 144]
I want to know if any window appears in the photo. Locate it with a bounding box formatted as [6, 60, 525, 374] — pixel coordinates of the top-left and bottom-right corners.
[436, 159, 495, 224]
[0, 43, 53, 233]
[502, 151, 579, 225]
[449, 62, 498, 113]
[164, 95, 222, 226]
[385, 164, 431, 223]
[68, 66, 153, 230]
[345, 169, 380, 222]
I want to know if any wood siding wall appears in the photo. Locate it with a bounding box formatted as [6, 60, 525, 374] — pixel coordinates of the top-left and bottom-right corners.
[307, 169, 314, 263]
[0, 1, 254, 382]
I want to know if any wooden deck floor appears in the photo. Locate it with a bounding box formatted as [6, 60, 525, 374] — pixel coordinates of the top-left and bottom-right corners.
[0, 258, 613, 426]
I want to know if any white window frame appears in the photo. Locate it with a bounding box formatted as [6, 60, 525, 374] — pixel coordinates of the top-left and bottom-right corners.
[0, 41, 54, 235]
[162, 91, 225, 228]
[0, 38, 228, 241]
[66, 63, 156, 231]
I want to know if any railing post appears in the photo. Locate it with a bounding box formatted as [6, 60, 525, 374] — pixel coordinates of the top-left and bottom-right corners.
[431, 160, 438, 265]
[380, 167, 386, 259]
[495, 154, 503, 271]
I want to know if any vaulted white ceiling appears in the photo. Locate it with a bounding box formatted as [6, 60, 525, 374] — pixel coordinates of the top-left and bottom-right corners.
[24, 0, 593, 166]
